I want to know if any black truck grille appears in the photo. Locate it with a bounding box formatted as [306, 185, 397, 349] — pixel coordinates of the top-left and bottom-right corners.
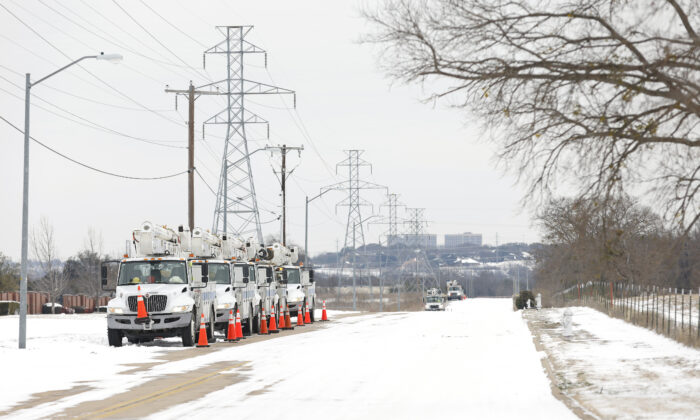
[127, 295, 168, 312]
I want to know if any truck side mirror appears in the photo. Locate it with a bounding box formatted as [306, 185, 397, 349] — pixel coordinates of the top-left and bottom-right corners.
[265, 267, 273, 283]
[201, 263, 209, 283]
[101, 265, 108, 286]
[309, 269, 315, 283]
[242, 264, 249, 283]
[282, 269, 288, 282]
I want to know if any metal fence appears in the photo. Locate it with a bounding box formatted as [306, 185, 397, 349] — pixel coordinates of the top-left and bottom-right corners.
[560, 282, 700, 348]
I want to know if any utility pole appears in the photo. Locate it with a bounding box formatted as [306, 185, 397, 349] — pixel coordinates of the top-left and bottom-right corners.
[165, 81, 219, 230]
[266, 144, 303, 246]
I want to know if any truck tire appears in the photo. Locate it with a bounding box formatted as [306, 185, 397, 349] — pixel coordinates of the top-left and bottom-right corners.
[108, 328, 123, 347]
[207, 306, 216, 343]
[309, 299, 315, 322]
[181, 309, 196, 347]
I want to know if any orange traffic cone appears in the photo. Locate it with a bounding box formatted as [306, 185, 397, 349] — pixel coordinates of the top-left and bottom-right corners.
[321, 300, 329, 321]
[304, 303, 311, 324]
[226, 309, 237, 342]
[284, 305, 294, 330]
[259, 306, 269, 335]
[297, 304, 305, 327]
[235, 309, 244, 339]
[269, 305, 279, 333]
[196, 313, 209, 347]
[278, 305, 287, 329]
[134, 285, 150, 324]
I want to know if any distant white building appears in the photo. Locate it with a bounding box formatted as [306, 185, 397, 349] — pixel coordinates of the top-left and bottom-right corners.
[387, 234, 437, 248]
[444, 232, 482, 248]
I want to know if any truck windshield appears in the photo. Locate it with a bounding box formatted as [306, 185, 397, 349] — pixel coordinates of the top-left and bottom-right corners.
[426, 297, 441, 303]
[286, 269, 300, 284]
[118, 261, 187, 285]
[210, 263, 231, 285]
[449, 287, 460, 291]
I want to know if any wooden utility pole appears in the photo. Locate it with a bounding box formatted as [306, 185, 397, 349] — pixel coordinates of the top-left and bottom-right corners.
[165, 82, 218, 231]
[266, 144, 303, 245]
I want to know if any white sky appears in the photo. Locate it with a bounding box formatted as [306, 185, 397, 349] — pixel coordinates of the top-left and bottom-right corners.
[0, 0, 539, 261]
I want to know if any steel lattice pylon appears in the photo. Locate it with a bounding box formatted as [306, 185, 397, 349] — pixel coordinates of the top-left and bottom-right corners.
[321, 150, 386, 252]
[202, 26, 294, 242]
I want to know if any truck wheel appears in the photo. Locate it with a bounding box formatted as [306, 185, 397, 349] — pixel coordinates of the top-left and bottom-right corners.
[309, 299, 316, 323]
[181, 309, 196, 347]
[207, 306, 216, 343]
[107, 328, 122, 347]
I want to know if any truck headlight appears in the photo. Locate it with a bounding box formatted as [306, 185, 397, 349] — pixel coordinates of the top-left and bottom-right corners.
[108, 307, 123, 314]
[217, 303, 232, 310]
[172, 305, 191, 313]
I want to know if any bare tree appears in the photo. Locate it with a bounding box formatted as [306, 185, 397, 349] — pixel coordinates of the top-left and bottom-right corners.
[31, 216, 69, 313]
[0, 252, 19, 292]
[364, 0, 700, 229]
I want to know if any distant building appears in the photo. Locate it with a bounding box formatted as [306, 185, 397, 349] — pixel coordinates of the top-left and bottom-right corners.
[444, 232, 482, 248]
[387, 234, 437, 248]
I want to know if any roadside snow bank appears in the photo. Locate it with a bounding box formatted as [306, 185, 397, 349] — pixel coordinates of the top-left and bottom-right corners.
[527, 307, 700, 420]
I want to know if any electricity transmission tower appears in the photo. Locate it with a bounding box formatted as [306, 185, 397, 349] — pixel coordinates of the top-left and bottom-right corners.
[370, 192, 405, 310]
[402, 207, 439, 296]
[200, 26, 295, 242]
[321, 150, 386, 310]
[321, 150, 386, 252]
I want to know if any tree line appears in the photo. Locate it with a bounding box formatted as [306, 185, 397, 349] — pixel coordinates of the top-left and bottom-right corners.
[0, 217, 109, 312]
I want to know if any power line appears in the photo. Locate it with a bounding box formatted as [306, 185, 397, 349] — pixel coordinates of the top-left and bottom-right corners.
[111, 0, 212, 83]
[0, 115, 188, 180]
[0, 79, 186, 149]
[138, 1, 208, 48]
[0, 2, 187, 128]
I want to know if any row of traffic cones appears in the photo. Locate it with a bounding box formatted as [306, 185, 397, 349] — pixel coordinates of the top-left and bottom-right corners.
[195, 300, 331, 348]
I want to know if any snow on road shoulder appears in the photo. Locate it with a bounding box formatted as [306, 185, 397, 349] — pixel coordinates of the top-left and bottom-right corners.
[146, 299, 575, 420]
[526, 307, 700, 420]
[0, 314, 183, 412]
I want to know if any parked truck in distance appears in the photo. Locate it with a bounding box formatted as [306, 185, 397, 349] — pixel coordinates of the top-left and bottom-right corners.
[446, 280, 465, 300]
[423, 287, 446, 311]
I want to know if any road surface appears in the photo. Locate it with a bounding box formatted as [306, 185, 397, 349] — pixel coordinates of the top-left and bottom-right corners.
[2, 299, 575, 419]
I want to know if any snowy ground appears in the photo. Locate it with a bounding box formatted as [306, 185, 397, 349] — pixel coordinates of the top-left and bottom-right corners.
[0, 300, 574, 419]
[526, 307, 700, 420]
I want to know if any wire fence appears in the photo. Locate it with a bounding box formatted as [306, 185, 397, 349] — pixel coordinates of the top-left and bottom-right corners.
[559, 281, 700, 348]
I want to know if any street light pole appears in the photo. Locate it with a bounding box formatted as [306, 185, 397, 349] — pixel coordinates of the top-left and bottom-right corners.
[18, 53, 122, 349]
[304, 188, 334, 266]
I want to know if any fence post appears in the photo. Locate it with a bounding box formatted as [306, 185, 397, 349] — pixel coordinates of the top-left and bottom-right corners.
[610, 281, 614, 312]
[697, 287, 699, 340]
[674, 288, 677, 337]
[681, 288, 685, 332]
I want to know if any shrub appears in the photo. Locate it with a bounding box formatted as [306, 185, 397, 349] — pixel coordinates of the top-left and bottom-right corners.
[515, 290, 536, 309]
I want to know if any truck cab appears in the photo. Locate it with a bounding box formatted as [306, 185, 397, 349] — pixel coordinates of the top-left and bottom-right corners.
[446, 280, 464, 300]
[285, 266, 315, 320]
[254, 263, 281, 326]
[104, 222, 218, 347]
[232, 261, 262, 334]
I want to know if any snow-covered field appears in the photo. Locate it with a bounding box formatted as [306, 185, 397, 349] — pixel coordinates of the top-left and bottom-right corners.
[0, 300, 574, 419]
[526, 307, 700, 420]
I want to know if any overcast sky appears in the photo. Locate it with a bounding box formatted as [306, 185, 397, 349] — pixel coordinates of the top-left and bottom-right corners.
[0, 0, 539, 261]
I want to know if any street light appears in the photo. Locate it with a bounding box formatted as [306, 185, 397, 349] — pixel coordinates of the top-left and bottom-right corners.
[304, 188, 335, 266]
[18, 52, 122, 349]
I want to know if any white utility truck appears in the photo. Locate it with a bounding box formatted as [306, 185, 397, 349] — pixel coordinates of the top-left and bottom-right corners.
[190, 228, 261, 336]
[102, 222, 218, 347]
[424, 287, 446, 311]
[255, 242, 300, 325]
[446, 280, 465, 300]
[283, 262, 316, 320]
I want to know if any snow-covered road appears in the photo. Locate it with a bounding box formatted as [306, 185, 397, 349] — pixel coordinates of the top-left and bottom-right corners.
[1, 300, 575, 419]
